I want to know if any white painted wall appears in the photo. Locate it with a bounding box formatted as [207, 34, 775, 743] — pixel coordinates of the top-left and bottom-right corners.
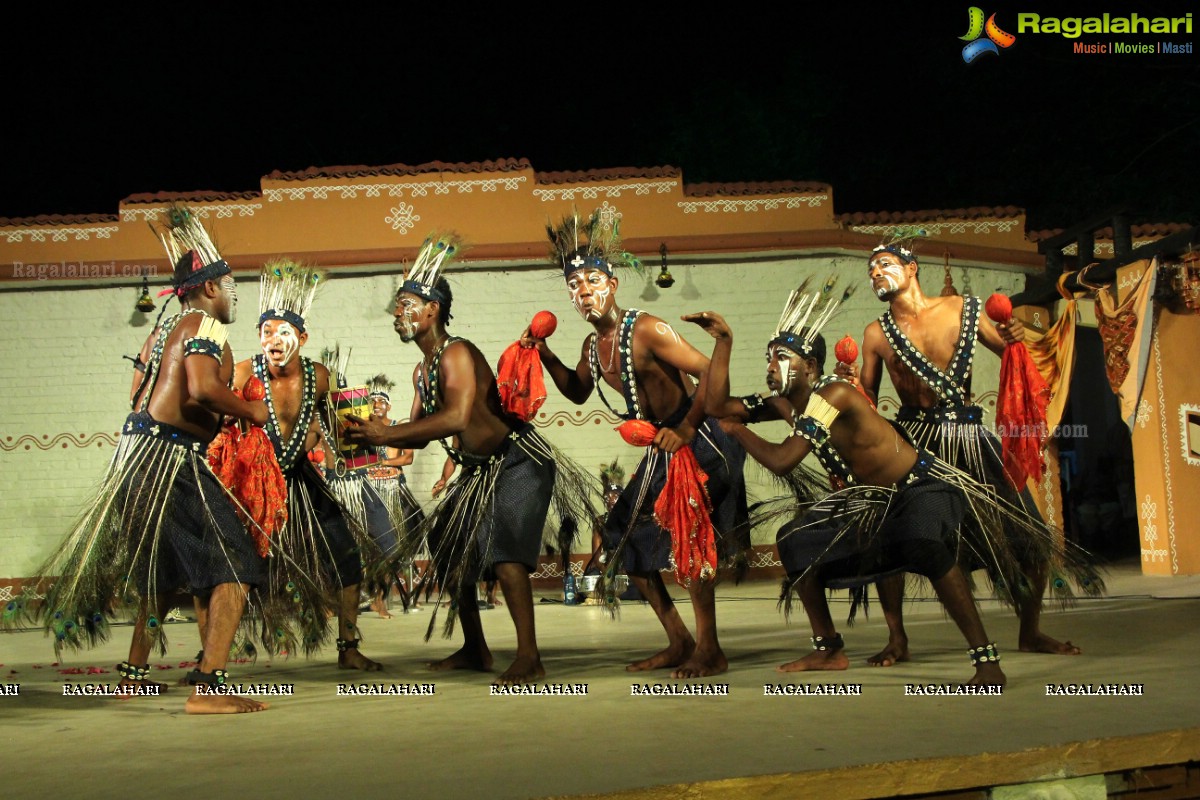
[0, 256, 1024, 581]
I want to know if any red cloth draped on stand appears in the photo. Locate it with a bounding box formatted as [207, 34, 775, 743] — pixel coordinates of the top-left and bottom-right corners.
[617, 420, 717, 585]
[987, 294, 1051, 489]
[207, 378, 287, 557]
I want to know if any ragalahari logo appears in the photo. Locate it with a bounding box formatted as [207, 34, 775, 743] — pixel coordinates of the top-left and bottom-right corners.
[961, 7, 1017, 62]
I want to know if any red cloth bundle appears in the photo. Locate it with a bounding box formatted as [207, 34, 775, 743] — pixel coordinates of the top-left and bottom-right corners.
[497, 311, 557, 422]
[207, 377, 287, 557]
[986, 294, 1051, 489]
[834, 334, 875, 408]
[616, 420, 717, 585]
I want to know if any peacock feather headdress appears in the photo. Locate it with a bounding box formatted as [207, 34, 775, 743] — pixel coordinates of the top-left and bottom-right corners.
[599, 458, 625, 494]
[869, 225, 929, 266]
[151, 204, 230, 298]
[259, 258, 325, 333]
[366, 373, 395, 404]
[400, 232, 465, 304]
[769, 276, 856, 358]
[547, 207, 643, 280]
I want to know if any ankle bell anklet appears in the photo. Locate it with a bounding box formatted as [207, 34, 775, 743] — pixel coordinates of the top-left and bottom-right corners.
[185, 668, 229, 687]
[811, 634, 844, 652]
[336, 638, 359, 653]
[968, 643, 1000, 666]
[116, 661, 151, 682]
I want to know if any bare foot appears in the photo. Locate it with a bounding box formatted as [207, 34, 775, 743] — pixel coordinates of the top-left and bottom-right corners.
[866, 638, 910, 667]
[671, 643, 727, 679]
[777, 649, 850, 673]
[626, 637, 695, 672]
[185, 692, 269, 714]
[493, 653, 545, 685]
[428, 645, 493, 672]
[338, 649, 383, 671]
[1019, 632, 1081, 655]
[966, 662, 1006, 687]
[370, 599, 393, 619]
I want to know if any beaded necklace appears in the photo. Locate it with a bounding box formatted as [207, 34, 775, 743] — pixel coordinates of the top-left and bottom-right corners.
[254, 353, 317, 470]
[588, 308, 644, 421]
[133, 309, 207, 412]
[878, 295, 980, 407]
[417, 336, 466, 460]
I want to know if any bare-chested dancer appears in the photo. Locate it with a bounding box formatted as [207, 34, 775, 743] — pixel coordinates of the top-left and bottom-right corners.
[524, 211, 749, 679]
[345, 235, 567, 685]
[25, 213, 270, 713]
[688, 306, 1005, 687]
[843, 242, 1082, 664]
[232, 260, 382, 671]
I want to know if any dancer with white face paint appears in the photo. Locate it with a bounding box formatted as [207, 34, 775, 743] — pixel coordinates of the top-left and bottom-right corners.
[12, 207, 271, 713]
[524, 209, 750, 680]
[684, 294, 1012, 688]
[843, 235, 1092, 665]
[260, 318, 303, 367]
[345, 233, 598, 686]
[231, 259, 383, 671]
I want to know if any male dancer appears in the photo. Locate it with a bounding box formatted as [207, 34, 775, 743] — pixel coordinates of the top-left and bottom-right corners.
[24, 209, 270, 712]
[846, 241, 1080, 663]
[233, 261, 380, 670]
[345, 234, 574, 685]
[686, 304, 1006, 686]
[524, 210, 749, 679]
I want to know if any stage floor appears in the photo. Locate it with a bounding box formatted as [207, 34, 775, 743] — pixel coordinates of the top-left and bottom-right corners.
[2, 559, 1198, 799]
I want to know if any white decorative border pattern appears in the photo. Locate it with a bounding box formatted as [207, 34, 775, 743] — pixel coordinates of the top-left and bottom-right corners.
[121, 204, 262, 222]
[850, 220, 1019, 236]
[681, 195, 828, 213]
[264, 176, 526, 202]
[533, 182, 678, 202]
[1151, 327, 1178, 573]
[1179, 403, 1200, 467]
[1062, 239, 1157, 256]
[1, 226, 118, 243]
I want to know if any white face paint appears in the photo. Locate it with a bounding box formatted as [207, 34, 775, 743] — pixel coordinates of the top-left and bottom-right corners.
[766, 344, 805, 396]
[260, 320, 302, 367]
[868, 254, 909, 299]
[393, 293, 427, 342]
[566, 269, 614, 322]
[218, 275, 238, 324]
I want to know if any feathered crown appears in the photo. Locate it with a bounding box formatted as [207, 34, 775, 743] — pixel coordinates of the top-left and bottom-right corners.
[366, 373, 395, 404]
[151, 204, 231, 298]
[547, 207, 642, 280]
[869, 226, 929, 265]
[320, 344, 352, 390]
[400, 232, 464, 304]
[769, 276, 856, 357]
[259, 258, 325, 333]
[599, 458, 625, 493]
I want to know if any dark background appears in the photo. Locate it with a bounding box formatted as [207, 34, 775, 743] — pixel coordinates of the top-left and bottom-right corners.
[4, 5, 1197, 231]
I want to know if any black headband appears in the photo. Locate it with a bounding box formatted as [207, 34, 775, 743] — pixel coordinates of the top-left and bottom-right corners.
[259, 309, 306, 333]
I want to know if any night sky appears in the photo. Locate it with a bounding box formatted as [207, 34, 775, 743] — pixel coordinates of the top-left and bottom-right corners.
[4, 5, 1198, 231]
